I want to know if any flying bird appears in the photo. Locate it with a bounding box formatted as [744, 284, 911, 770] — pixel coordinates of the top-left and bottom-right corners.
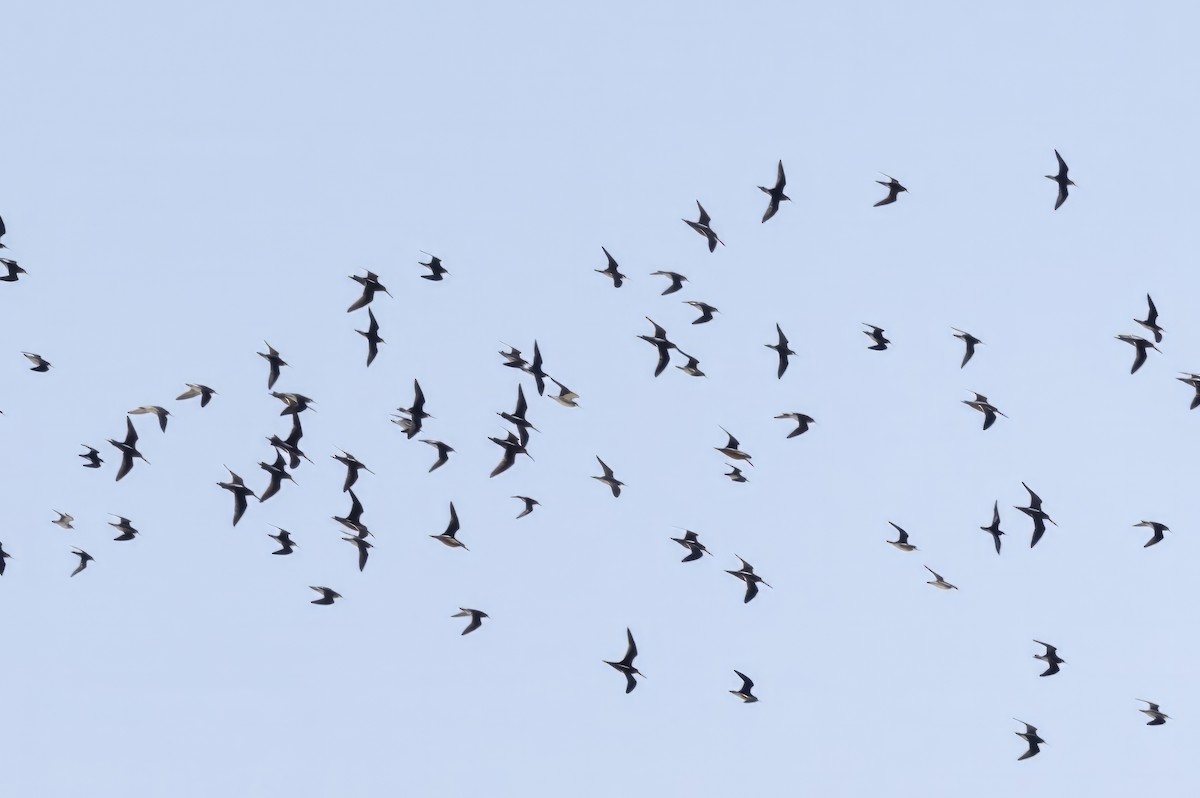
[980, 500, 1005, 554]
[650, 270, 688, 295]
[52, 511, 75, 530]
[499, 343, 528, 371]
[670, 529, 710, 562]
[79, 445, 103, 468]
[758, 160, 789, 223]
[309, 586, 342, 605]
[343, 534, 372, 572]
[258, 342, 288, 389]
[725, 464, 748, 483]
[549, 379, 580, 408]
[715, 428, 752, 465]
[217, 468, 257, 526]
[1033, 641, 1065, 677]
[176, 383, 217, 407]
[874, 174, 907, 206]
[1014, 719, 1044, 760]
[268, 527, 297, 555]
[0, 258, 25, 282]
[684, 300, 719, 324]
[347, 270, 391, 312]
[592, 457, 624, 497]
[774, 412, 814, 438]
[70, 548, 94, 577]
[683, 201, 724, 252]
[730, 670, 759, 703]
[0, 214, 6, 248]
[952, 328, 982, 368]
[1116, 334, 1159, 374]
[512, 496, 540, 518]
[675, 351, 706, 377]
[333, 450, 374, 493]
[638, 318, 676, 378]
[1046, 149, 1074, 210]
[862, 324, 890, 351]
[395, 379, 430, 439]
[924, 565, 957, 590]
[257, 451, 295, 503]
[356, 308, 384, 366]
[1177, 372, 1200, 409]
[498, 384, 538, 442]
[128, 405, 170, 432]
[273, 392, 316, 416]
[603, 628, 644, 694]
[22, 352, 51, 372]
[595, 247, 627, 287]
[765, 324, 795, 378]
[963, 392, 1006, 431]
[268, 415, 311, 469]
[488, 430, 532, 478]
[524, 341, 549, 396]
[0, 542, 10, 575]
[109, 515, 139, 541]
[421, 439, 454, 472]
[418, 253, 449, 281]
[1015, 482, 1057, 548]
[452, 608, 489, 635]
[333, 489, 369, 537]
[726, 556, 771, 603]
[1135, 295, 1163, 343]
[108, 416, 149, 481]
[430, 502, 467, 549]
[886, 522, 918, 552]
[1133, 520, 1169, 548]
[1138, 700, 1169, 726]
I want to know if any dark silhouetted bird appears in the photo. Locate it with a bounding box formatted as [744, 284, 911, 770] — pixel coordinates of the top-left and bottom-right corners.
[0, 214, 6, 248]
[604, 628, 644, 693]
[670, 529, 709, 562]
[638, 317, 676, 378]
[257, 451, 295, 503]
[129, 405, 170, 432]
[79, 445, 103, 468]
[730, 670, 759, 702]
[727, 556, 771, 603]
[774, 412, 814, 438]
[764, 323, 796, 379]
[333, 488, 369, 537]
[268, 415, 312, 469]
[924, 565, 957, 590]
[592, 457, 623, 497]
[347, 270, 391, 312]
[1015, 482, 1056, 548]
[525, 341, 549, 396]
[217, 468, 256, 526]
[685, 300, 719, 324]
[109, 416, 149, 481]
[886, 522, 918, 552]
[273, 392, 316, 416]
[309, 586, 341, 605]
[1135, 294, 1163, 343]
[952, 328, 982, 368]
[874, 175, 907, 206]
[22, 352, 50, 372]
[1014, 720, 1044, 760]
[176, 383, 216, 407]
[863, 324, 890, 350]
[489, 430, 532, 478]
[1177, 372, 1200, 409]
[1116, 334, 1159, 374]
[258, 342, 288, 389]
[498, 384, 538, 442]
[356, 308, 384, 366]
[70, 548, 94, 577]
[963, 392, 1006, 431]
[333, 450, 373, 493]
[758, 160, 789, 223]
[675, 351, 706, 377]
[1046, 150, 1074, 210]
[512, 496, 539, 518]
[0, 542, 10, 575]
[981, 500, 1005, 554]
[395, 379, 430, 439]
[1033, 641, 1064, 676]
[1138, 700, 1169, 726]
[1134, 520, 1169, 548]
[0, 258, 25, 282]
[725, 464, 748, 483]
[269, 527, 297, 555]
[650, 270, 687, 295]
[418, 253, 449, 281]
[343, 534, 372, 572]
[431, 502, 467, 549]
[595, 247, 626, 287]
[453, 608, 489, 635]
[421, 439, 454, 472]
[109, 515, 139, 541]
[683, 201, 724, 252]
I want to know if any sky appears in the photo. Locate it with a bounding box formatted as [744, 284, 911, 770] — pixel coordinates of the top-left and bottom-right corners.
[2, 1, 1196, 795]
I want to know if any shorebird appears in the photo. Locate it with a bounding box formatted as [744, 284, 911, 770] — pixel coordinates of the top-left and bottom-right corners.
[70, 548, 94, 577]
[981, 500, 1005, 554]
[1135, 295, 1163, 343]
[726, 556, 771, 603]
[356, 308, 384, 366]
[1177, 372, 1200, 409]
[730, 670, 759, 702]
[603, 628, 644, 694]
[874, 174, 907, 206]
[333, 488, 369, 537]
[774, 412, 814, 438]
[176, 383, 216, 407]
[862, 324, 890, 351]
[309, 586, 341, 605]
[0, 258, 25, 281]
[257, 451, 295, 503]
[1116, 334, 1159, 374]
[715, 428, 753, 465]
[418, 253, 448, 281]
[650, 270, 687, 295]
[963, 392, 1006, 430]
[332, 450, 373, 493]
[675, 351, 706, 377]
[512, 496, 540, 518]
[489, 430, 532, 478]
[549, 379, 580, 408]
[765, 323, 795, 378]
[268, 527, 297, 555]
[683, 201, 724, 252]
[924, 565, 957, 590]
[79, 445, 103, 468]
[1014, 719, 1044, 760]
[725, 464, 748, 483]
[592, 457, 624, 497]
[758, 160, 789, 223]
[22, 352, 50, 372]
[347, 269, 391, 311]
[1033, 640, 1064, 676]
[0, 542, 10, 575]
[268, 415, 311, 469]
[1015, 482, 1057, 548]
[430, 502, 467, 549]
[421, 439, 454, 472]
[886, 522, 918, 552]
[1138, 700, 1169, 726]
[343, 534, 372, 571]
[639, 318, 676, 378]
[108, 416, 149, 481]
[395, 379, 430, 439]
[258, 342, 288, 389]
[128, 405, 170, 432]
[952, 328, 982, 368]
[498, 384, 538, 442]
[273, 392, 316, 416]
[670, 529, 710, 562]
[499, 343, 527, 370]
[1046, 149, 1074, 210]
[0, 214, 6, 248]
[52, 511, 74, 530]
[452, 608, 488, 635]
[109, 516, 139, 541]
[1134, 520, 1169, 548]
[685, 300, 719, 325]
[217, 468, 257, 526]
[595, 246, 626, 287]
[524, 341, 548, 396]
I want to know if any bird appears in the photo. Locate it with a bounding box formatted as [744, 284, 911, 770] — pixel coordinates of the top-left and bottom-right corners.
[774, 412, 814, 438]
[981, 500, 1005, 554]
[1116, 334, 1159, 374]
[257, 451, 295, 503]
[524, 341, 548, 396]
[489, 430, 532, 478]
[347, 269, 391, 312]
[0, 258, 25, 282]
[683, 201, 724, 252]
[421, 439, 454, 472]
[268, 414, 311, 469]
[1033, 641, 1065, 677]
[1014, 719, 1045, 760]
[675, 351, 706, 377]
[333, 488, 369, 537]
[670, 529, 710, 562]
[603, 628, 644, 694]
[730, 670, 759, 703]
[1138, 700, 1169, 726]
[258, 342, 288, 389]
[684, 300, 719, 324]
[726, 556, 771, 603]
[452, 608, 489, 635]
[758, 160, 789, 223]
[1015, 482, 1057, 548]
[176, 383, 216, 407]
[499, 343, 528, 370]
[1046, 150, 1074, 210]
[874, 174, 907, 206]
[309, 586, 341, 605]
[356, 308, 384, 366]
[70, 548, 94, 577]
[128, 405, 170, 432]
[952, 328, 982, 368]
[1135, 295, 1163, 343]
[343, 534, 372, 572]
[512, 496, 540, 518]
[109, 515, 139, 541]
[638, 319, 675, 378]
[1134, 520, 1169, 548]
[108, 416, 149, 481]
[272, 392, 316, 416]
[268, 527, 297, 555]
[715, 428, 752, 464]
[595, 247, 627, 287]
[650, 270, 688, 295]
[592, 457, 624, 497]
[79, 445, 103, 468]
[396, 379, 430, 438]
[924, 565, 957, 590]
[333, 450, 373, 493]
[498, 384, 538, 442]
[217, 468, 257, 526]
[886, 522, 918, 552]
[0, 213, 6, 248]
[963, 392, 1007, 431]
[549, 379, 580, 408]
[725, 464, 748, 483]
[22, 352, 50, 372]
[431, 502, 467, 549]
[862, 324, 890, 350]
[765, 323, 795, 378]
[52, 511, 74, 530]
[1177, 372, 1200, 409]
[418, 253, 449, 281]
[0, 542, 10, 575]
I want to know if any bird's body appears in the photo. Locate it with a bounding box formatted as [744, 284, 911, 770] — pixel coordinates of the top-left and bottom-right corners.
[343, 534, 372, 571]
[1116, 334, 1159, 374]
[52, 511, 74, 530]
[356, 308, 384, 366]
[874, 175, 907, 206]
[549, 379, 580, 408]
[595, 247, 627, 287]
[512, 496, 540, 518]
[675, 351, 706, 377]
[1136, 295, 1163, 343]
[22, 352, 51, 372]
[431, 502, 466, 549]
[70, 548, 94, 577]
[725, 464, 748, 483]
[963, 392, 1007, 431]
[863, 324, 890, 351]
[924, 565, 957, 590]
[452, 608, 488, 635]
[758, 160, 789, 223]
[774, 412, 814, 438]
[347, 270, 391, 311]
[257, 451, 295, 503]
[421, 439, 454, 472]
[79, 445, 103, 468]
[109, 515, 139, 541]
[418, 254, 448, 281]
[603, 628, 644, 693]
[108, 416, 149, 481]
[981, 500, 1005, 554]
[128, 405, 170, 432]
[1045, 150, 1074, 210]
[258, 342, 288, 389]
[726, 556, 771, 603]
[1014, 719, 1045, 759]
[952, 328, 982, 368]
[1138, 700, 1169, 726]
[592, 457, 623, 497]
[639, 317, 676, 378]
[0, 542, 10, 576]
[685, 300, 719, 325]
[670, 529, 710, 562]
[176, 383, 216, 407]
[1015, 482, 1057, 548]
[650, 270, 688, 295]
[766, 323, 795, 378]
[715, 427, 753, 464]
[333, 450, 373, 493]
[683, 201, 724, 252]
[1033, 640, 1064, 677]
[269, 527, 297, 555]
[333, 488, 369, 537]
[0, 258, 26, 281]
[309, 586, 341, 605]
[886, 522, 918, 552]
[217, 468, 257, 526]
[1134, 520, 1169, 548]
[730, 670, 759, 702]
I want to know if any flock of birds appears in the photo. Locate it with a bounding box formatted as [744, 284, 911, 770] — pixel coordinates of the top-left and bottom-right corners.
[0, 151, 1178, 759]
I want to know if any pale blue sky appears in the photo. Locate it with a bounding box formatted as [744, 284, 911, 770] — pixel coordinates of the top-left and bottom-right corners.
[3, 2, 1195, 796]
